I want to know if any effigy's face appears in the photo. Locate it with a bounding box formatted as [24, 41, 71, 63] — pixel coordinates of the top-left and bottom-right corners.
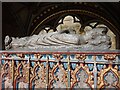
[84, 28, 105, 40]
[4, 27, 112, 50]
[83, 30, 96, 41]
[69, 29, 76, 34]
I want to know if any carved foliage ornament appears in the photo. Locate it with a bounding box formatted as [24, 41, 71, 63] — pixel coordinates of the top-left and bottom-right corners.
[75, 54, 86, 61]
[104, 54, 116, 61]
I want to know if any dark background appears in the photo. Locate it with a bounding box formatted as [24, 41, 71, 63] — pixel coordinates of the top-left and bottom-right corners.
[2, 2, 120, 50]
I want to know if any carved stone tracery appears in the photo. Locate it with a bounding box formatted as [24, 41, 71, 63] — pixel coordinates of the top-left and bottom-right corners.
[71, 63, 93, 89]
[98, 64, 120, 89]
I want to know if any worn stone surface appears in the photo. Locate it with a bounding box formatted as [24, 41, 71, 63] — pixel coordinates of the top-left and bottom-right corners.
[5, 27, 111, 50]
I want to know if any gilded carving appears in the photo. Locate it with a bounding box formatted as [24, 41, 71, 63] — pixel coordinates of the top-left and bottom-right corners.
[14, 61, 29, 88]
[53, 54, 63, 60]
[49, 62, 68, 88]
[98, 64, 120, 89]
[1, 52, 120, 89]
[1, 61, 13, 89]
[104, 54, 116, 61]
[16, 53, 25, 59]
[30, 62, 46, 88]
[75, 54, 86, 61]
[71, 63, 93, 89]
[34, 54, 42, 59]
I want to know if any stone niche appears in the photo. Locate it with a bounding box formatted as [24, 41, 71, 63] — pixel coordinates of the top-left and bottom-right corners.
[4, 15, 116, 51]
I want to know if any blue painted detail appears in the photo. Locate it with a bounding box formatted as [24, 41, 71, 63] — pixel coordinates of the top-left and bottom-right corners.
[97, 55, 102, 60]
[54, 67, 59, 75]
[48, 54, 53, 59]
[88, 55, 92, 60]
[25, 54, 29, 58]
[71, 63, 76, 70]
[36, 66, 39, 73]
[43, 62, 46, 67]
[43, 54, 46, 58]
[32, 80, 35, 90]
[2, 79, 5, 89]
[20, 66, 23, 75]
[97, 64, 104, 71]
[70, 55, 75, 59]
[1, 60, 5, 65]
[63, 63, 67, 70]
[50, 62, 54, 68]
[118, 65, 120, 71]
[15, 60, 19, 65]
[31, 62, 34, 67]
[62, 54, 67, 59]
[16, 82, 19, 90]
[87, 64, 93, 71]
[30, 54, 35, 59]
[2, 55, 4, 58]
[118, 55, 120, 60]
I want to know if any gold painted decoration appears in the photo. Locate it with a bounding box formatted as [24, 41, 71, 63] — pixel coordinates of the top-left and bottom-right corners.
[34, 54, 43, 59]
[2, 62, 10, 78]
[97, 64, 120, 89]
[1, 61, 12, 80]
[49, 62, 68, 88]
[16, 53, 25, 59]
[30, 62, 46, 88]
[1, 52, 120, 89]
[75, 54, 86, 61]
[71, 63, 93, 89]
[104, 54, 116, 61]
[14, 61, 29, 88]
[1, 61, 13, 88]
[53, 54, 63, 60]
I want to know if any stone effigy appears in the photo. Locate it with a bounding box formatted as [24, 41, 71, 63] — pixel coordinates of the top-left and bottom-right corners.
[4, 27, 111, 50]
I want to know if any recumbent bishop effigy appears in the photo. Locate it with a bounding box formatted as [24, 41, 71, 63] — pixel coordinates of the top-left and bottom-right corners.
[4, 27, 111, 51]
